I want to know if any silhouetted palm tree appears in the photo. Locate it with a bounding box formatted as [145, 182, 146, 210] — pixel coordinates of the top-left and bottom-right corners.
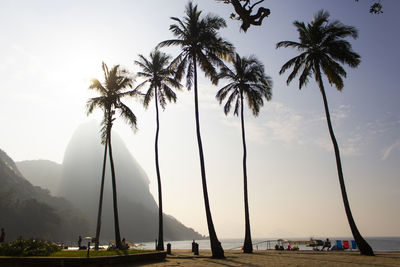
[87, 62, 137, 250]
[134, 49, 181, 251]
[158, 1, 234, 258]
[277, 10, 374, 256]
[216, 53, 272, 253]
[93, 136, 107, 250]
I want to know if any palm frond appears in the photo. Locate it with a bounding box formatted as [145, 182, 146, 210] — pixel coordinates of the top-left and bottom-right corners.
[224, 89, 239, 115]
[157, 39, 185, 49]
[143, 86, 154, 109]
[89, 79, 107, 95]
[134, 79, 151, 92]
[278, 52, 307, 76]
[320, 56, 346, 90]
[116, 101, 137, 131]
[169, 16, 189, 37]
[86, 97, 105, 115]
[197, 51, 218, 85]
[276, 40, 304, 50]
[245, 87, 263, 116]
[203, 14, 227, 29]
[325, 21, 358, 39]
[298, 61, 313, 89]
[161, 84, 177, 104]
[326, 40, 360, 68]
[216, 82, 236, 104]
[217, 68, 236, 81]
[134, 54, 152, 73]
[233, 96, 241, 116]
[165, 76, 182, 91]
[157, 90, 167, 110]
[171, 52, 188, 84]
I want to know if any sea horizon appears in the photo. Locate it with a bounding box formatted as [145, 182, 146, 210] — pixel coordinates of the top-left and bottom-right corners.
[139, 236, 400, 252]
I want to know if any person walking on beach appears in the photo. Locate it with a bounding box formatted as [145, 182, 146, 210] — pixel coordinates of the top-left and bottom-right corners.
[0, 228, 5, 243]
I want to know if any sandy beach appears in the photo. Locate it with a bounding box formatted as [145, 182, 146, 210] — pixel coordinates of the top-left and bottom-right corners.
[141, 249, 400, 266]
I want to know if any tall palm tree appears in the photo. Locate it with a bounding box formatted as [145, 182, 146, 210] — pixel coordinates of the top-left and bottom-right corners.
[276, 10, 374, 256]
[87, 62, 138, 250]
[134, 49, 181, 251]
[93, 135, 107, 250]
[158, 1, 234, 258]
[216, 53, 272, 253]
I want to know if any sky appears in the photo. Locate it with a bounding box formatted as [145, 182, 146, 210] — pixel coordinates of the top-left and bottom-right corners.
[0, 0, 399, 239]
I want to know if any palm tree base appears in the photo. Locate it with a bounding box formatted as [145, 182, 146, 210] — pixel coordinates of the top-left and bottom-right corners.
[242, 243, 253, 253]
[243, 234, 253, 253]
[211, 242, 225, 258]
[356, 236, 374, 256]
[359, 246, 374, 256]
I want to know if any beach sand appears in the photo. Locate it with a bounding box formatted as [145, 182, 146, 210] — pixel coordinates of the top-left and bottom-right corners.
[142, 249, 400, 266]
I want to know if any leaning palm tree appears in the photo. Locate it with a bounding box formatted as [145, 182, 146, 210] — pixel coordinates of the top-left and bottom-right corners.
[216, 53, 272, 253]
[276, 10, 374, 256]
[87, 62, 138, 250]
[158, 1, 234, 258]
[134, 49, 181, 251]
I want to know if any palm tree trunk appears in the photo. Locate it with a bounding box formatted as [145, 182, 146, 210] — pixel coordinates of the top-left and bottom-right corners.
[94, 139, 108, 250]
[154, 89, 164, 251]
[108, 125, 122, 249]
[193, 56, 224, 258]
[240, 92, 253, 253]
[316, 69, 374, 256]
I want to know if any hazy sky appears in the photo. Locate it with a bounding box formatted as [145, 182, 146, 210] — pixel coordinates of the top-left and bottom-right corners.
[1, 0, 399, 239]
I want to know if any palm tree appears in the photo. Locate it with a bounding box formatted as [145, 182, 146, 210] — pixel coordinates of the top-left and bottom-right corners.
[87, 62, 138, 250]
[93, 135, 107, 250]
[134, 49, 181, 251]
[158, 1, 234, 258]
[216, 53, 272, 253]
[276, 10, 374, 256]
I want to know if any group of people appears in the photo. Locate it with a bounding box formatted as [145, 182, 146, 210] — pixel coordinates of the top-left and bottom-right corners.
[79, 235, 129, 250]
[274, 238, 331, 251]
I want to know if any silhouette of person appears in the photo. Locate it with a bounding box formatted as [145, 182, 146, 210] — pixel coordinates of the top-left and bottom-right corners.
[78, 235, 82, 248]
[122, 238, 128, 249]
[321, 238, 331, 251]
[0, 228, 5, 243]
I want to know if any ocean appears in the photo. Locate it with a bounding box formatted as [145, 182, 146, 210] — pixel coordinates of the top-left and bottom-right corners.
[140, 237, 400, 252]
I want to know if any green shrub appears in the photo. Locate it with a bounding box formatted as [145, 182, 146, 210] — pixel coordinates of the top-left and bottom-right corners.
[0, 238, 61, 256]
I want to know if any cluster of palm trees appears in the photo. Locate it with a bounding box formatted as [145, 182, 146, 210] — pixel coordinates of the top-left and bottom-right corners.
[86, 1, 374, 258]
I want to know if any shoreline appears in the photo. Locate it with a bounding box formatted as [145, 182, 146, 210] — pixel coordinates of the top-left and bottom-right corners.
[140, 236, 400, 252]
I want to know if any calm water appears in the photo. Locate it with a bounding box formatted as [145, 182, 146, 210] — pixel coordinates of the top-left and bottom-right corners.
[140, 237, 400, 252]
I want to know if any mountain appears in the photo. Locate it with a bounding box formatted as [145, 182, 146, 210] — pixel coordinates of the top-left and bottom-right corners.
[0, 149, 89, 243]
[58, 121, 203, 243]
[16, 160, 62, 196]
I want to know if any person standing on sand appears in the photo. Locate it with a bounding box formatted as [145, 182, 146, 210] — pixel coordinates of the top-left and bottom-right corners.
[78, 235, 82, 248]
[0, 228, 5, 243]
